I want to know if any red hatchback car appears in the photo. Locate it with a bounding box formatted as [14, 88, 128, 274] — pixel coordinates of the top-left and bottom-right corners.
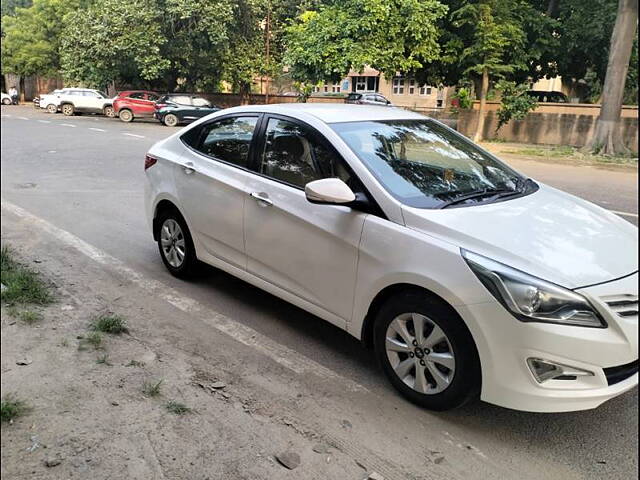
[113, 90, 160, 122]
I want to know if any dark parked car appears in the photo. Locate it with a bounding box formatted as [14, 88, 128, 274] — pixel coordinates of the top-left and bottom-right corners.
[526, 90, 569, 103]
[154, 94, 221, 127]
[114, 90, 160, 122]
[345, 92, 392, 106]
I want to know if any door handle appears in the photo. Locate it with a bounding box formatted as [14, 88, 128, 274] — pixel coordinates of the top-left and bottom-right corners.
[182, 161, 196, 174]
[249, 192, 273, 207]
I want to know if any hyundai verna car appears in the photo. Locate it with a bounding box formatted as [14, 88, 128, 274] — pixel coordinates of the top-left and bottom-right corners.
[144, 104, 638, 412]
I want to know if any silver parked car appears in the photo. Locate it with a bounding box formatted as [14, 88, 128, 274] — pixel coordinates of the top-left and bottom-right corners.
[345, 92, 392, 106]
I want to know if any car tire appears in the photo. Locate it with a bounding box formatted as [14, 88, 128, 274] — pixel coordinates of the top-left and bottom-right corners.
[163, 113, 178, 127]
[373, 291, 481, 411]
[46, 104, 57, 114]
[119, 109, 134, 123]
[156, 208, 199, 279]
[61, 104, 74, 116]
[2, 98, 11, 105]
[103, 105, 115, 118]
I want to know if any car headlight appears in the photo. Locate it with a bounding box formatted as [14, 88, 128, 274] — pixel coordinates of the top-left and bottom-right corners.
[462, 249, 605, 328]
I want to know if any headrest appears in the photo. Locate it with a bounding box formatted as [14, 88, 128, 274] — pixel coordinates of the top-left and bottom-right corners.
[271, 135, 304, 158]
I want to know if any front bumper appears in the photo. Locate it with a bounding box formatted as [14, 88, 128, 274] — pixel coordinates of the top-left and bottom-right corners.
[459, 272, 638, 412]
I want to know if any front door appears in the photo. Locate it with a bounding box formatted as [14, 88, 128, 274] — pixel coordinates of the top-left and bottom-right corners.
[175, 115, 260, 269]
[243, 116, 366, 325]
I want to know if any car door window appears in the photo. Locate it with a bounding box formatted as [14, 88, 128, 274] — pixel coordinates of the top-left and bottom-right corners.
[128, 92, 145, 99]
[259, 118, 351, 189]
[146, 93, 159, 101]
[195, 116, 258, 168]
[170, 96, 192, 105]
[192, 97, 212, 107]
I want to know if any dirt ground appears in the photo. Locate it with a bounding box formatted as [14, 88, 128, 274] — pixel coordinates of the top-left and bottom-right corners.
[0, 204, 593, 480]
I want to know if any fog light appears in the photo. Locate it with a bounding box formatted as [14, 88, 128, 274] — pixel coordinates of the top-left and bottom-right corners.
[527, 358, 594, 383]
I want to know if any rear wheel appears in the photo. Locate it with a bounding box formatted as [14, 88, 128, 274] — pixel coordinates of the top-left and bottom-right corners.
[2, 98, 11, 105]
[373, 291, 481, 411]
[103, 105, 115, 117]
[46, 104, 57, 114]
[61, 104, 74, 116]
[163, 113, 178, 127]
[156, 209, 199, 278]
[119, 109, 133, 122]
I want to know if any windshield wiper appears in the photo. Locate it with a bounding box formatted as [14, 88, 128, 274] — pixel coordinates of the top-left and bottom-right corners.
[438, 188, 517, 209]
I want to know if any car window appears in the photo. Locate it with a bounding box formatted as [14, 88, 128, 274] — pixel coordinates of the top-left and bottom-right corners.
[128, 92, 146, 99]
[83, 91, 100, 97]
[260, 118, 351, 189]
[192, 97, 212, 107]
[169, 96, 192, 105]
[146, 93, 159, 101]
[196, 116, 258, 168]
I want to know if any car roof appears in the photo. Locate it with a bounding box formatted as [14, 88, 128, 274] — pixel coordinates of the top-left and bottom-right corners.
[220, 103, 424, 124]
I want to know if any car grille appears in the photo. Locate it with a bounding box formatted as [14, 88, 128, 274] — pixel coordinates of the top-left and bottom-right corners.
[602, 294, 638, 318]
[603, 360, 639, 386]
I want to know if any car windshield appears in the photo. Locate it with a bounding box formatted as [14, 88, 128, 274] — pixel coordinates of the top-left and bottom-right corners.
[331, 119, 531, 209]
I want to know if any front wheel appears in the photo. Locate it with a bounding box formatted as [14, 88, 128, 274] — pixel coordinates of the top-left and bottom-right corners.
[163, 113, 178, 127]
[46, 104, 57, 114]
[119, 109, 133, 122]
[2, 98, 11, 105]
[373, 292, 481, 411]
[61, 104, 74, 116]
[103, 105, 115, 117]
[156, 210, 199, 278]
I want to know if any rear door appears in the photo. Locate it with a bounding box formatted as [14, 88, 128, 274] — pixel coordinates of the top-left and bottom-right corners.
[175, 114, 261, 269]
[243, 115, 367, 325]
[191, 96, 215, 120]
[82, 91, 104, 112]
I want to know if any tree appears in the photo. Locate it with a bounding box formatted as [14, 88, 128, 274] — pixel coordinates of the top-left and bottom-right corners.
[588, 0, 638, 154]
[1, 0, 83, 77]
[451, 0, 527, 141]
[284, 0, 447, 84]
[494, 80, 538, 131]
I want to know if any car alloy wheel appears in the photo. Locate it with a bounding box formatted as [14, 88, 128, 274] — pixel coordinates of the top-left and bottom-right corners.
[2, 98, 10, 105]
[62, 104, 74, 116]
[385, 313, 456, 394]
[119, 109, 133, 122]
[160, 219, 186, 268]
[163, 114, 178, 127]
[46, 104, 57, 113]
[104, 106, 115, 117]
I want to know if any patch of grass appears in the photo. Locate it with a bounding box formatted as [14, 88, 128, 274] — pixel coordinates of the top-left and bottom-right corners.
[126, 360, 145, 368]
[19, 310, 42, 324]
[96, 354, 112, 365]
[91, 313, 128, 335]
[1, 395, 29, 422]
[502, 144, 638, 166]
[79, 332, 103, 351]
[142, 379, 163, 397]
[165, 400, 191, 415]
[0, 245, 52, 305]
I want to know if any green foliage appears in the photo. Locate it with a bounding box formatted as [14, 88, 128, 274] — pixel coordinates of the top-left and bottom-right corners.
[91, 313, 128, 334]
[0, 245, 52, 305]
[142, 379, 163, 397]
[1, 395, 29, 422]
[165, 400, 191, 414]
[1, 0, 83, 77]
[451, 87, 473, 109]
[285, 0, 447, 83]
[495, 80, 537, 131]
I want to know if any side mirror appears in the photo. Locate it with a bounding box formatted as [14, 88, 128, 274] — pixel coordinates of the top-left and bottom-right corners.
[305, 178, 356, 205]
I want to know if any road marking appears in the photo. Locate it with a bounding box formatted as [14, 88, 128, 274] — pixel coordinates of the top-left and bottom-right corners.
[18, 116, 29, 120]
[38, 120, 51, 124]
[89, 127, 107, 132]
[60, 123, 77, 128]
[0, 199, 367, 393]
[610, 210, 638, 218]
[122, 133, 145, 138]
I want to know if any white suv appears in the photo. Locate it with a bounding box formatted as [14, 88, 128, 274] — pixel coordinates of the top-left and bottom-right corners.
[56, 88, 115, 117]
[144, 104, 638, 413]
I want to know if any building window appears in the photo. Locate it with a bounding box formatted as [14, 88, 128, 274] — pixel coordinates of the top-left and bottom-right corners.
[408, 79, 416, 95]
[436, 99, 443, 108]
[313, 86, 320, 93]
[392, 77, 405, 95]
[332, 83, 341, 93]
[419, 85, 432, 96]
[355, 77, 367, 92]
[324, 85, 328, 93]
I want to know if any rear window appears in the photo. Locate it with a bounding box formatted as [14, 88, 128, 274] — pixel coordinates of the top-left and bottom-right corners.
[168, 95, 192, 105]
[347, 93, 362, 100]
[192, 97, 212, 107]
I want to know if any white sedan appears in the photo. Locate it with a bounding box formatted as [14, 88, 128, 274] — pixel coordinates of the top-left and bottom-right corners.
[144, 104, 638, 412]
[1, 92, 12, 105]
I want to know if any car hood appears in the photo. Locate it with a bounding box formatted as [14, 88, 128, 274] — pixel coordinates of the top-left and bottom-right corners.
[402, 184, 638, 289]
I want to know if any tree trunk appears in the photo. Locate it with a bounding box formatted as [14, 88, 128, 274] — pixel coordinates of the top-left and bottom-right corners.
[473, 68, 489, 142]
[546, 0, 558, 16]
[588, 0, 638, 155]
[238, 82, 251, 105]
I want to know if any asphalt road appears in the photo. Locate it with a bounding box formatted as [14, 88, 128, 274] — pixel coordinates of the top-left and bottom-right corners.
[1, 105, 638, 479]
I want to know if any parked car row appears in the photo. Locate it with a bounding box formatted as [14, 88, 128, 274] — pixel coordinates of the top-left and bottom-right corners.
[33, 88, 221, 127]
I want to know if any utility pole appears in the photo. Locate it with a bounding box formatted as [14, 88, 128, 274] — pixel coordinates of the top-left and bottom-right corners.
[264, 3, 271, 104]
